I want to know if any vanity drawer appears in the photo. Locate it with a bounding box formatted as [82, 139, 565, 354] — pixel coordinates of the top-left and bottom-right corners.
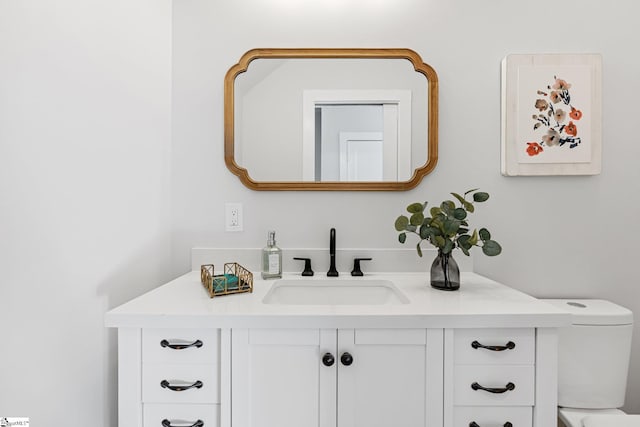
[143, 403, 219, 427]
[454, 406, 532, 427]
[454, 365, 534, 406]
[454, 328, 535, 365]
[143, 328, 220, 364]
[142, 363, 219, 404]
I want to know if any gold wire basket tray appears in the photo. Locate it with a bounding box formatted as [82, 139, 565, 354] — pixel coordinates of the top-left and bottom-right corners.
[200, 263, 253, 298]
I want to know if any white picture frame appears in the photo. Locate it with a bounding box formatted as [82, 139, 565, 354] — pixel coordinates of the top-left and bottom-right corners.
[501, 54, 602, 176]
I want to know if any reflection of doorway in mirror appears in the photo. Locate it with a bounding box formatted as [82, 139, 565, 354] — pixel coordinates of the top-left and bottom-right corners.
[302, 90, 411, 182]
[339, 132, 384, 181]
[315, 104, 394, 181]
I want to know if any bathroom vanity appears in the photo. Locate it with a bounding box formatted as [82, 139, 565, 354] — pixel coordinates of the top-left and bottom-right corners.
[105, 271, 570, 427]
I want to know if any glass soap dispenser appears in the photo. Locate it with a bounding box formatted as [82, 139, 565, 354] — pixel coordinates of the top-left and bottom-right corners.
[261, 230, 282, 279]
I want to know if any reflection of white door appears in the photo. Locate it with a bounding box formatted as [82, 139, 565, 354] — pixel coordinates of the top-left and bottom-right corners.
[302, 90, 411, 182]
[339, 132, 384, 181]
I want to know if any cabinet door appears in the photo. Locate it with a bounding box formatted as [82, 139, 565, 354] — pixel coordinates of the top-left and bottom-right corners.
[231, 329, 337, 427]
[337, 329, 430, 427]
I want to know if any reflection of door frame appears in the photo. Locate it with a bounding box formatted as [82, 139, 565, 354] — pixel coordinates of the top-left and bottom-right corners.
[302, 90, 411, 182]
[339, 132, 385, 181]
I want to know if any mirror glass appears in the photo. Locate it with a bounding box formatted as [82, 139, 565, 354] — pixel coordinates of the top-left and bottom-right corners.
[225, 49, 438, 190]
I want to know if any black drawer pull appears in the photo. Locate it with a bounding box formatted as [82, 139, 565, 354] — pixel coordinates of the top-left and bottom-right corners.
[160, 339, 203, 350]
[160, 379, 203, 391]
[471, 381, 515, 394]
[162, 419, 204, 427]
[469, 422, 512, 427]
[471, 340, 515, 351]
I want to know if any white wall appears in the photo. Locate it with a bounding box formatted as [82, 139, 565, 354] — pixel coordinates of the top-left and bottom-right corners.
[0, 1, 172, 426]
[172, 0, 640, 414]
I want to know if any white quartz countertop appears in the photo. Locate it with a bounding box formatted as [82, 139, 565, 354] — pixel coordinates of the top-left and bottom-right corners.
[104, 271, 571, 329]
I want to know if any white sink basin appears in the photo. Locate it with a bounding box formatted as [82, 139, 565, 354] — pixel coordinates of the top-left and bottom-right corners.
[262, 279, 409, 305]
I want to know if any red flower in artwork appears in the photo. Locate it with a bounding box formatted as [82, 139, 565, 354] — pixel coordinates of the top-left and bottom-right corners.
[569, 107, 583, 120]
[526, 142, 543, 156]
[565, 121, 578, 136]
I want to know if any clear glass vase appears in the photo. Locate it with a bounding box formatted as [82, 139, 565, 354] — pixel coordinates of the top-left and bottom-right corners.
[430, 250, 460, 291]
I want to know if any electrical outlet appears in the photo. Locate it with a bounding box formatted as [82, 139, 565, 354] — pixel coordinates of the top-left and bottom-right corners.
[225, 203, 243, 232]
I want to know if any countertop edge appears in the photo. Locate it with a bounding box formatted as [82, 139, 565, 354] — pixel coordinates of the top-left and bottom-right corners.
[105, 312, 572, 329]
[105, 271, 573, 329]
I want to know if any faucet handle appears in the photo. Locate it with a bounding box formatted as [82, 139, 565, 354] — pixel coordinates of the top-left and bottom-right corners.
[293, 257, 314, 276]
[351, 258, 372, 276]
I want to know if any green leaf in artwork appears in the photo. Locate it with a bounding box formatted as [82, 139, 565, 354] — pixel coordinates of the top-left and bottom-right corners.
[416, 243, 423, 257]
[399, 233, 407, 244]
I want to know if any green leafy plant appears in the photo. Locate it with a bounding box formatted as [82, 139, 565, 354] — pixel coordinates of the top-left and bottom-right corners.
[394, 189, 502, 257]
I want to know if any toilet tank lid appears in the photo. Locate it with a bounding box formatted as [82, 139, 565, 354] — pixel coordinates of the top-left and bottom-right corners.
[583, 415, 640, 427]
[544, 299, 633, 325]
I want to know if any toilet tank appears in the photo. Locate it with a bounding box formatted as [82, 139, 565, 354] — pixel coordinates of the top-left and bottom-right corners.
[545, 299, 633, 409]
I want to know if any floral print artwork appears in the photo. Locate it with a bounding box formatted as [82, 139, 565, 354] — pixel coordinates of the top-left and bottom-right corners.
[527, 76, 583, 156]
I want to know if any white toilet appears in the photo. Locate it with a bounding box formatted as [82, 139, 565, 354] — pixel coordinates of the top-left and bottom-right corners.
[545, 299, 637, 427]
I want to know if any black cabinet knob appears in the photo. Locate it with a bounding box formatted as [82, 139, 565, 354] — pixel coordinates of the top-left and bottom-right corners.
[341, 352, 354, 366]
[322, 353, 335, 367]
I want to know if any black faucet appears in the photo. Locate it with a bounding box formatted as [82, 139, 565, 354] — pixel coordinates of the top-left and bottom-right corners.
[327, 228, 339, 277]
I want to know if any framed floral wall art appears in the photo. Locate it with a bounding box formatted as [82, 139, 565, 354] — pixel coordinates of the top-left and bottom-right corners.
[501, 54, 602, 176]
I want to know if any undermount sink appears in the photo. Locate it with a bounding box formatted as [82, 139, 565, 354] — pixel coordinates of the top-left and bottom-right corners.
[262, 279, 409, 305]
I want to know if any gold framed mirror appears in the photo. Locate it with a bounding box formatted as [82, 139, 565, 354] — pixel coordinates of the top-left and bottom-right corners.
[224, 48, 438, 191]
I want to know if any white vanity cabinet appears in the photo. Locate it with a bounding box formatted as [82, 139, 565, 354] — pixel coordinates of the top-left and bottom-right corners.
[231, 328, 443, 427]
[118, 327, 222, 427]
[447, 328, 536, 427]
[106, 271, 570, 427]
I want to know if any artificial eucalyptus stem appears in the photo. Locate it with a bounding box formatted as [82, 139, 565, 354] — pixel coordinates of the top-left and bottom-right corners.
[394, 188, 502, 258]
[440, 251, 451, 288]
